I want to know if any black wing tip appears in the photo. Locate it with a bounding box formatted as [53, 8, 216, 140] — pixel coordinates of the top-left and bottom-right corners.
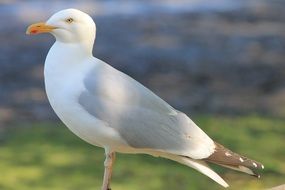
[250, 169, 261, 178]
[246, 159, 265, 171]
[208, 142, 265, 178]
[213, 142, 265, 168]
[251, 173, 261, 178]
[248, 161, 264, 179]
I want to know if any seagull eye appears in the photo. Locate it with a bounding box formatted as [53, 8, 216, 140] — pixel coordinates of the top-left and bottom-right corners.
[65, 18, 74, 23]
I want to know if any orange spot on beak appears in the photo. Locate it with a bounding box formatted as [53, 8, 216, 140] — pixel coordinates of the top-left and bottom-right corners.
[31, 30, 38, 34]
[26, 22, 57, 35]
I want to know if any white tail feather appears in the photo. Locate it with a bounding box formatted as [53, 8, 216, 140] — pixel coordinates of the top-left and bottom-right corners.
[163, 154, 229, 188]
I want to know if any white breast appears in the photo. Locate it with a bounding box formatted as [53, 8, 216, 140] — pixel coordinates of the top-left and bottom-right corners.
[44, 42, 129, 151]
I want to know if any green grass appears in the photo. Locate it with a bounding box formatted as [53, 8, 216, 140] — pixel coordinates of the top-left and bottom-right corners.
[0, 115, 284, 190]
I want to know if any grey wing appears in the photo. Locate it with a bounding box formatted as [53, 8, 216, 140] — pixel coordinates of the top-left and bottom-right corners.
[79, 60, 215, 159]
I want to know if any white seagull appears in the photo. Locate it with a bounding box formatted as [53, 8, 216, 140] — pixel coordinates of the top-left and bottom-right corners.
[26, 9, 264, 189]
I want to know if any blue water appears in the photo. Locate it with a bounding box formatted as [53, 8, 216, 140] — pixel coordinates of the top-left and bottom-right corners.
[0, 0, 243, 22]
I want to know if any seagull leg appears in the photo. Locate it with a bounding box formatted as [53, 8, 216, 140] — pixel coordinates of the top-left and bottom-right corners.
[101, 150, 116, 190]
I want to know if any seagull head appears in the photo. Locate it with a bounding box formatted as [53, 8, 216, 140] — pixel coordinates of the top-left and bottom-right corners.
[26, 9, 96, 50]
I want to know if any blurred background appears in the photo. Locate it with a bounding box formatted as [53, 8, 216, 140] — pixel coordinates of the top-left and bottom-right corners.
[0, 0, 284, 190]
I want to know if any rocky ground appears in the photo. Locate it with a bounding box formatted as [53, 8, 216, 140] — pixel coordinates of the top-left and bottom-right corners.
[0, 0, 285, 125]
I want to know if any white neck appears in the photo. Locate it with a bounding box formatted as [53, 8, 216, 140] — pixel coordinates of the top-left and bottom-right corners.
[44, 41, 93, 78]
[49, 41, 93, 62]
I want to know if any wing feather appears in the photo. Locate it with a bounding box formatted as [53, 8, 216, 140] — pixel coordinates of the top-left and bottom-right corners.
[79, 59, 215, 159]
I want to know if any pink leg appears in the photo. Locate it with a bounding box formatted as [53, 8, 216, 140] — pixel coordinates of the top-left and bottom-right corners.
[101, 151, 116, 190]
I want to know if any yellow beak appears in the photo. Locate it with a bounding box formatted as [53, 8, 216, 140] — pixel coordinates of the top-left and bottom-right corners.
[26, 22, 57, 35]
